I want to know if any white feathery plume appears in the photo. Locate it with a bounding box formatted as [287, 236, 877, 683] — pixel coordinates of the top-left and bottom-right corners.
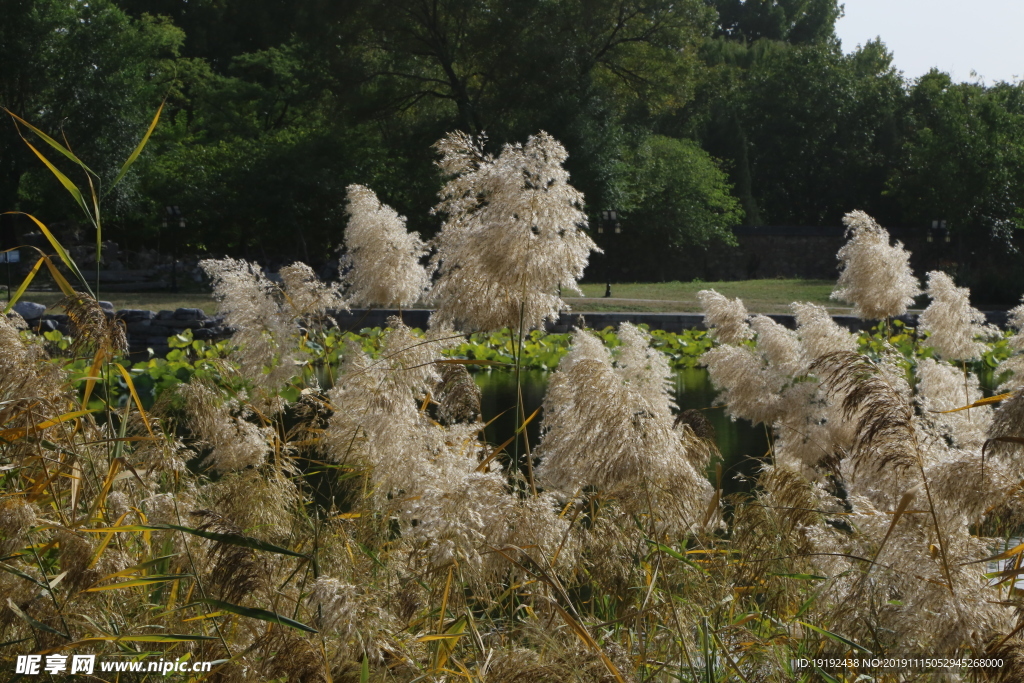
[613, 322, 677, 414]
[321, 317, 457, 471]
[429, 131, 598, 332]
[1, 311, 68, 411]
[999, 365, 1024, 407]
[105, 491, 130, 520]
[702, 343, 783, 425]
[915, 357, 990, 450]
[1008, 295, 1024, 349]
[322, 317, 464, 512]
[403, 436, 575, 586]
[1002, 297, 1024, 389]
[322, 341, 427, 479]
[327, 351, 564, 586]
[309, 577, 361, 635]
[693, 222, 1018, 657]
[987, 390, 1024, 472]
[377, 316, 457, 397]
[697, 289, 752, 344]
[536, 323, 714, 534]
[342, 184, 429, 308]
[308, 576, 395, 663]
[997, 354, 1024, 392]
[402, 443, 514, 581]
[180, 382, 273, 473]
[0, 501, 36, 557]
[831, 210, 920, 320]
[918, 270, 993, 361]
[771, 306, 858, 475]
[278, 261, 346, 321]
[791, 301, 857, 360]
[750, 315, 805, 378]
[771, 382, 844, 474]
[500, 491, 580, 573]
[839, 493, 1012, 654]
[141, 493, 181, 526]
[201, 258, 297, 391]
[201, 469, 301, 543]
[924, 434, 1010, 527]
[203, 257, 353, 394]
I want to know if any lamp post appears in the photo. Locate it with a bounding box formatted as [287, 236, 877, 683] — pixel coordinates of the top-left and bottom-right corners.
[165, 206, 185, 292]
[0, 214, 19, 303]
[927, 219, 950, 243]
[598, 209, 621, 297]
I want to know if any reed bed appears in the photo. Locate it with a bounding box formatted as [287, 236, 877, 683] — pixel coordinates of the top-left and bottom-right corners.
[2, 127, 1023, 682]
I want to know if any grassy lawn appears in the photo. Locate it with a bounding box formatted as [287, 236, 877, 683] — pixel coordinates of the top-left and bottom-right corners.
[6, 279, 850, 316]
[569, 279, 846, 314]
[5, 290, 221, 315]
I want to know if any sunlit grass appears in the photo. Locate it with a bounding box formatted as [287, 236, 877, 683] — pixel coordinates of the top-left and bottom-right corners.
[5, 289, 220, 315]
[8, 278, 849, 316]
[572, 279, 843, 313]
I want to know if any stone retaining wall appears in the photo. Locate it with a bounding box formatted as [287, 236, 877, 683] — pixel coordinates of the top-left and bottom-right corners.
[326, 308, 1011, 334]
[10, 301, 229, 357]
[8, 302, 1010, 357]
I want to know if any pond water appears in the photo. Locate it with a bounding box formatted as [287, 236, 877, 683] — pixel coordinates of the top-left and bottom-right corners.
[475, 368, 769, 496]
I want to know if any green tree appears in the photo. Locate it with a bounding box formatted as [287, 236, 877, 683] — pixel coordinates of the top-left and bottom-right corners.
[687, 38, 906, 227]
[712, 0, 842, 44]
[0, 1, 181, 225]
[605, 135, 741, 280]
[620, 135, 742, 245]
[348, 0, 712, 134]
[886, 71, 1024, 243]
[126, 0, 721, 255]
[338, 0, 716, 220]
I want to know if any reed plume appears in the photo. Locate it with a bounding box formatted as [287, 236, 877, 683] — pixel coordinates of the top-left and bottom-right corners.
[812, 351, 917, 478]
[918, 270, 994, 361]
[792, 300, 857, 358]
[697, 288, 752, 344]
[201, 257, 298, 391]
[279, 261, 347, 322]
[536, 323, 715, 536]
[429, 131, 598, 332]
[342, 184, 429, 308]
[180, 381, 274, 474]
[60, 292, 128, 358]
[831, 210, 920, 320]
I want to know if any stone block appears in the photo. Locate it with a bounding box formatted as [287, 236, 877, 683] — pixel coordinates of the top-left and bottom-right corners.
[173, 307, 206, 321]
[13, 301, 45, 319]
[170, 319, 208, 329]
[117, 309, 156, 323]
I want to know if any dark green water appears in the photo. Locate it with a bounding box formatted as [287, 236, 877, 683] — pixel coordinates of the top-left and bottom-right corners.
[475, 368, 769, 495]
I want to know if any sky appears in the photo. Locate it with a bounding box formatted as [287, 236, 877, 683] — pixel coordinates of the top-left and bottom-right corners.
[835, 0, 1024, 84]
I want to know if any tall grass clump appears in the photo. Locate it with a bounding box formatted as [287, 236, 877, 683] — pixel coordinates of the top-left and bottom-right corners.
[429, 130, 597, 332]
[701, 211, 1024, 672]
[341, 184, 429, 309]
[4, 108, 1024, 682]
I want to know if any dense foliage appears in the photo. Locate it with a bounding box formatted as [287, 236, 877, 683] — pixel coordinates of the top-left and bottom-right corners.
[5, 0, 1024, 285]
